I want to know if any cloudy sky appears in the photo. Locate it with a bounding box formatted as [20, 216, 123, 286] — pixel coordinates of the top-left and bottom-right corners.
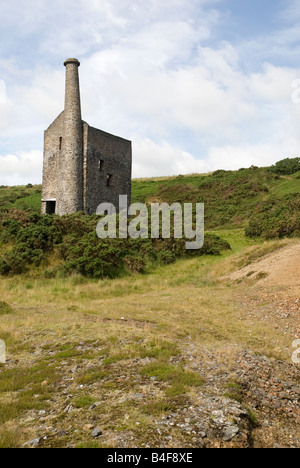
[0, 0, 300, 185]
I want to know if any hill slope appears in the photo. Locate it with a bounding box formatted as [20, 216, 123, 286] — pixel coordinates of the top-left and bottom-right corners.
[0, 161, 299, 279]
[0, 159, 299, 448]
[1, 163, 299, 232]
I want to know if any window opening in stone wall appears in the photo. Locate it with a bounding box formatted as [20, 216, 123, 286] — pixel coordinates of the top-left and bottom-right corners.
[107, 174, 113, 187]
[99, 160, 104, 172]
[59, 137, 62, 150]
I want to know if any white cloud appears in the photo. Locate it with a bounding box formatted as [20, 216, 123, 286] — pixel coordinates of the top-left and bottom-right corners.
[132, 137, 209, 178]
[14, 67, 65, 123]
[80, 39, 257, 142]
[207, 135, 300, 172]
[0, 150, 42, 186]
[250, 63, 297, 102]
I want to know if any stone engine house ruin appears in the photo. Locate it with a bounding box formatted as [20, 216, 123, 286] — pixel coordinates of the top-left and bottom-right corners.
[41, 58, 132, 216]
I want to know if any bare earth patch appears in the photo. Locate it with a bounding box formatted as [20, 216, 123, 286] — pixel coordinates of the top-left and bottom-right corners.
[225, 241, 300, 293]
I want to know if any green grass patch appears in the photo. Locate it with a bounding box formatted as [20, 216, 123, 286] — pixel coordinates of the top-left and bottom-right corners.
[141, 399, 178, 416]
[0, 384, 53, 425]
[244, 406, 259, 427]
[76, 441, 103, 448]
[0, 301, 13, 315]
[77, 369, 109, 385]
[224, 381, 243, 403]
[140, 340, 181, 360]
[12, 192, 42, 211]
[0, 363, 58, 393]
[102, 353, 131, 365]
[140, 362, 204, 387]
[165, 382, 188, 397]
[0, 392, 52, 425]
[73, 395, 97, 408]
[0, 429, 22, 448]
[0, 185, 41, 212]
[52, 349, 82, 360]
[141, 362, 181, 381]
[0, 359, 58, 424]
[177, 371, 205, 387]
[101, 340, 180, 365]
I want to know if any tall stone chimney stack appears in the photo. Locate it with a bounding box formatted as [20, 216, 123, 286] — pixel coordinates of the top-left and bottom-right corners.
[57, 58, 83, 215]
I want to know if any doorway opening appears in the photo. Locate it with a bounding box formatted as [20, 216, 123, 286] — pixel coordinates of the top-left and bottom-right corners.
[45, 201, 56, 215]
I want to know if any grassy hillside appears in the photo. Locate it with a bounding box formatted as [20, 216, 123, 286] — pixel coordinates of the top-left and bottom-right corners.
[132, 166, 300, 230]
[0, 160, 299, 280]
[1, 163, 299, 231]
[0, 184, 42, 212]
[0, 159, 299, 448]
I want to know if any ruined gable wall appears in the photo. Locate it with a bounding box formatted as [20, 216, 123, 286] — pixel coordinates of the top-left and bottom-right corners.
[84, 125, 132, 214]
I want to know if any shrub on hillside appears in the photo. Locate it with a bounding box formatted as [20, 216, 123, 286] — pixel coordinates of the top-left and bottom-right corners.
[270, 157, 300, 175]
[199, 234, 231, 255]
[0, 209, 231, 278]
[152, 167, 277, 229]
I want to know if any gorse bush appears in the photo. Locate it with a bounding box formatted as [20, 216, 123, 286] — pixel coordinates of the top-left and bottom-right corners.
[0, 211, 231, 278]
[245, 194, 300, 239]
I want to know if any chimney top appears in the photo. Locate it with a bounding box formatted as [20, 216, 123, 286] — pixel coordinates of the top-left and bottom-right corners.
[64, 58, 80, 67]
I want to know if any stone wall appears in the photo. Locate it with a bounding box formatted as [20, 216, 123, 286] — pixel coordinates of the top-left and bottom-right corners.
[84, 125, 132, 214]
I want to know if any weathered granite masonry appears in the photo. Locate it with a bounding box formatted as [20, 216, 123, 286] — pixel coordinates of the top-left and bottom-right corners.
[42, 58, 132, 216]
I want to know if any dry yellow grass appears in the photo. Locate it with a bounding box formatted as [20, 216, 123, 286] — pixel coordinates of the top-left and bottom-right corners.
[0, 241, 292, 365]
[0, 237, 297, 447]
